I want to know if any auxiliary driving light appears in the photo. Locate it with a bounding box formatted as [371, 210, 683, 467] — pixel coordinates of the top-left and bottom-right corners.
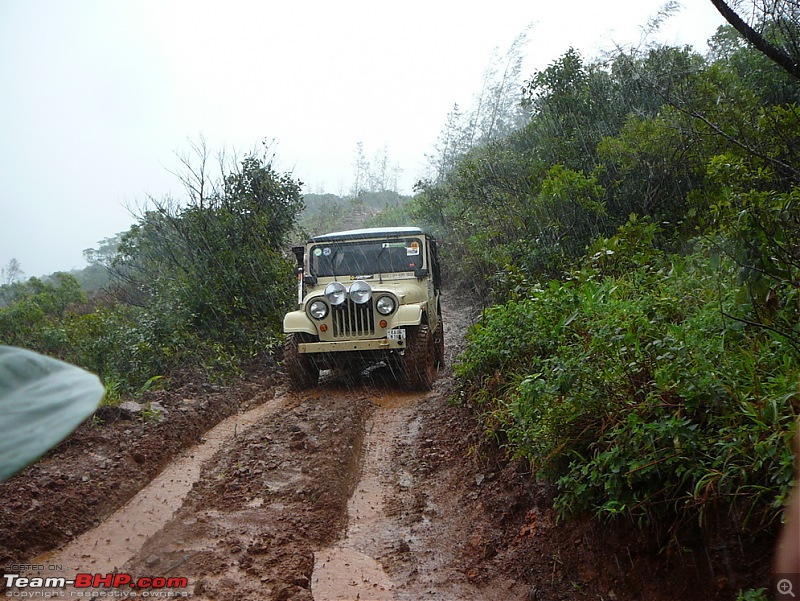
[349, 280, 372, 304]
[324, 282, 347, 306]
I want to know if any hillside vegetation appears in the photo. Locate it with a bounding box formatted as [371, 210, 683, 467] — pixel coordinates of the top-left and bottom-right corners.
[1, 144, 302, 392]
[405, 23, 800, 554]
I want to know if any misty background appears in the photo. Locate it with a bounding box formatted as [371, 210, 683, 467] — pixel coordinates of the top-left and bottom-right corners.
[0, 0, 724, 277]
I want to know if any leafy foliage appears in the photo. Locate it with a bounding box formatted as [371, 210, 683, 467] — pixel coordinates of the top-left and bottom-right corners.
[456, 221, 798, 529]
[433, 28, 800, 537]
[0, 143, 305, 392]
[0, 274, 87, 353]
[112, 146, 301, 358]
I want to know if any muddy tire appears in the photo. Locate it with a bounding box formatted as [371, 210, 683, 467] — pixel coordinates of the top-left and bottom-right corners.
[404, 325, 436, 391]
[284, 333, 319, 390]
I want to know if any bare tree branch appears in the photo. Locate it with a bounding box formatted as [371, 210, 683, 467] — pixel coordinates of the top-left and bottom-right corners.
[709, 0, 800, 79]
[687, 107, 800, 181]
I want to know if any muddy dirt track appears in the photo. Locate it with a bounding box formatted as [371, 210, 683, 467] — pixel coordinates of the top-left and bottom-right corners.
[0, 296, 776, 600]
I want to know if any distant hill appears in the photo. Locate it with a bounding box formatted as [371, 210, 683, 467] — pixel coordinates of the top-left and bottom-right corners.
[300, 191, 412, 238]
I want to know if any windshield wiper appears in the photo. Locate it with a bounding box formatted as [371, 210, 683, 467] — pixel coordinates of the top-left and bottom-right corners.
[375, 244, 387, 283]
[330, 249, 340, 281]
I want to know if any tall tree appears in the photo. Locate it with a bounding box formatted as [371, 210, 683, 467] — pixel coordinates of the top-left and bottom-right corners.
[428, 103, 472, 181]
[83, 235, 123, 269]
[113, 140, 303, 343]
[351, 142, 369, 197]
[1, 259, 24, 286]
[350, 142, 400, 195]
[462, 29, 530, 150]
[475, 29, 530, 143]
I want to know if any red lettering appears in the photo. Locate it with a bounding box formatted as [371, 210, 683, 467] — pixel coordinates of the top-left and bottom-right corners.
[93, 573, 114, 587]
[74, 573, 92, 588]
[112, 574, 132, 587]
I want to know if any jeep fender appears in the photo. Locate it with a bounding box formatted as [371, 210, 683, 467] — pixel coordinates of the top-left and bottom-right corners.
[393, 302, 425, 327]
[283, 310, 318, 335]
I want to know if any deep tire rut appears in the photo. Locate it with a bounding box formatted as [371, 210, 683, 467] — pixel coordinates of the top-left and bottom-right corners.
[8, 294, 529, 601]
[26, 387, 290, 591]
[312, 392, 422, 600]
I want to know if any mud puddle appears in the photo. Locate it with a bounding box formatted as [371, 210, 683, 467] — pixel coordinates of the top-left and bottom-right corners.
[311, 390, 424, 601]
[30, 387, 288, 583]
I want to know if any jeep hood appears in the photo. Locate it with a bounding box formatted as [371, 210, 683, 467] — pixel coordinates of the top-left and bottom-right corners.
[302, 278, 429, 307]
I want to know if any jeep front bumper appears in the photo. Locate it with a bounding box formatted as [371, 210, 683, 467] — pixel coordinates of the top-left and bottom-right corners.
[298, 336, 406, 354]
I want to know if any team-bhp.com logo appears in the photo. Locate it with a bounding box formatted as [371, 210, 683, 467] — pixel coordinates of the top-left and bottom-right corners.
[3, 573, 189, 598]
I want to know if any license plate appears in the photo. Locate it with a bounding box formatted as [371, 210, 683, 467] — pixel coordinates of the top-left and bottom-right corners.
[387, 328, 406, 341]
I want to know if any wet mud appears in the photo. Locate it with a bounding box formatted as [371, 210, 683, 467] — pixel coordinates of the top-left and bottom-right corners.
[0, 295, 774, 600]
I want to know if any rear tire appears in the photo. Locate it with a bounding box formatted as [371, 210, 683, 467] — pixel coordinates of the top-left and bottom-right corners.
[404, 325, 435, 391]
[284, 333, 319, 390]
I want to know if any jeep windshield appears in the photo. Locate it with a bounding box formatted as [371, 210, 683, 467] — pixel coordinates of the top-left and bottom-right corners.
[309, 237, 423, 277]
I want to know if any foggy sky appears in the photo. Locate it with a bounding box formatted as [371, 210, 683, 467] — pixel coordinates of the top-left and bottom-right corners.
[0, 0, 725, 277]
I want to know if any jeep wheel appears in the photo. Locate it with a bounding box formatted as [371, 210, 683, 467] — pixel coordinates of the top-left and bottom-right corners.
[404, 325, 436, 391]
[284, 333, 319, 390]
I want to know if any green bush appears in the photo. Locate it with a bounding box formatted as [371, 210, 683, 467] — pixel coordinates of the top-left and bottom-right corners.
[0, 148, 302, 394]
[456, 222, 799, 529]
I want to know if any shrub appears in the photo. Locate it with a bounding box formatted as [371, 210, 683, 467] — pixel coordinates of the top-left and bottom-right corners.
[456, 223, 799, 530]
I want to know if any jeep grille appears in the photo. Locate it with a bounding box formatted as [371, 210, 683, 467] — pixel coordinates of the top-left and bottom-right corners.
[332, 300, 375, 337]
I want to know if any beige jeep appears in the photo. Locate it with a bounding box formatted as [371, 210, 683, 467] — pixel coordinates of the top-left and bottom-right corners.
[283, 227, 443, 390]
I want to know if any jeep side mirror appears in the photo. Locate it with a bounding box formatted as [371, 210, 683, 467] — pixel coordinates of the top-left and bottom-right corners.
[292, 245, 305, 268]
[304, 274, 318, 286]
[414, 268, 429, 279]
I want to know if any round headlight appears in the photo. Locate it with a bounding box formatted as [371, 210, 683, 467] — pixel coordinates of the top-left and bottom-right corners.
[324, 282, 347, 306]
[349, 280, 372, 304]
[376, 295, 396, 315]
[309, 300, 328, 319]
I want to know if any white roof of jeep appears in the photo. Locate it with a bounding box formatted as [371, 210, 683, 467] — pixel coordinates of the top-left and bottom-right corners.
[309, 226, 425, 243]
